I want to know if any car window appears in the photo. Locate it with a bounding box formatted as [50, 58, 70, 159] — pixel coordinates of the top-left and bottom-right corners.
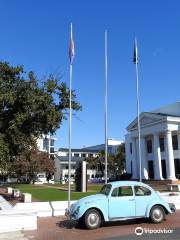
[134, 186, 151, 196]
[111, 186, 133, 197]
[100, 184, 112, 195]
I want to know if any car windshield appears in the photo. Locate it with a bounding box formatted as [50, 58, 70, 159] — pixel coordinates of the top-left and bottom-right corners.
[100, 184, 112, 195]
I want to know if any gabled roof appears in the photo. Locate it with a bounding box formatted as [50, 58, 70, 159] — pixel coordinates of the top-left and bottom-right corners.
[126, 112, 165, 131]
[127, 102, 180, 132]
[151, 102, 180, 117]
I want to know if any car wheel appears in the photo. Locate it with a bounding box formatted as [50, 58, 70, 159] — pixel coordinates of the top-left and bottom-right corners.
[150, 206, 165, 223]
[77, 217, 85, 228]
[84, 209, 102, 230]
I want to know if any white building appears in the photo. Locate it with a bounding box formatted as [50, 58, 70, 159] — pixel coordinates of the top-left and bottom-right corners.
[54, 139, 123, 183]
[125, 102, 180, 181]
[54, 149, 98, 183]
[83, 138, 123, 155]
[37, 134, 56, 158]
[36, 135, 57, 183]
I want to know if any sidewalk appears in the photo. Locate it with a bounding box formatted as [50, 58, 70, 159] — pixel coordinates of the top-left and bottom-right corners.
[24, 211, 180, 240]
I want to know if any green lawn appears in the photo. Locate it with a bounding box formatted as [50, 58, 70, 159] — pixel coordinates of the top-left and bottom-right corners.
[45, 183, 103, 192]
[87, 184, 103, 192]
[8, 184, 99, 201]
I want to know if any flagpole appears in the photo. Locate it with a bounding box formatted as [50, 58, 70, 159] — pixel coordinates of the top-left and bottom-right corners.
[134, 38, 142, 182]
[68, 23, 73, 209]
[105, 30, 108, 184]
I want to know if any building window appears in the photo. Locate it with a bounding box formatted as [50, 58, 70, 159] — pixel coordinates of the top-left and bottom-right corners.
[159, 137, 165, 152]
[74, 153, 79, 157]
[50, 139, 54, 146]
[50, 147, 54, 153]
[130, 143, 132, 154]
[88, 154, 93, 157]
[43, 138, 49, 151]
[82, 154, 86, 157]
[147, 140, 152, 153]
[108, 146, 113, 154]
[172, 135, 178, 150]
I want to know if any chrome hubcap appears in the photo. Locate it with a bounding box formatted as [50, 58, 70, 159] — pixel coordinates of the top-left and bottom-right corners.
[88, 213, 99, 227]
[153, 209, 163, 221]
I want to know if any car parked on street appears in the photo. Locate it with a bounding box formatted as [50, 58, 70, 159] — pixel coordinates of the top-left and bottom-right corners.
[66, 181, 176, 229]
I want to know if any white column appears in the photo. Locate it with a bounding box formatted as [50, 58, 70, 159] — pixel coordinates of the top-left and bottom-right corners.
[140, 137, 148, 179]
[153, 132, 163, 180]
[132, 138, 138, 179]
[125, 135, 132, 174]
[135, 138, 140, 178]
[136, 137, 148, 179]
[165, 130, 176, 180]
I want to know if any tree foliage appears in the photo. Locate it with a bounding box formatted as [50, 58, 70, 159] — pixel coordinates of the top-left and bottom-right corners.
[86, 143, 125, 178]
[0, 62, 81, 170]
[11, 148, 55, 183]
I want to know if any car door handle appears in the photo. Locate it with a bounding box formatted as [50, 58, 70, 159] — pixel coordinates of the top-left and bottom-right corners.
[129, 199, 135, 201]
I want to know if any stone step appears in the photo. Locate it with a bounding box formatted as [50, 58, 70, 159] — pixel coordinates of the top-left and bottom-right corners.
[0, 231, 29, 240]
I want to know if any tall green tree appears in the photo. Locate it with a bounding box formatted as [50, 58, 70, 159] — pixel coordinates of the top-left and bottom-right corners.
[0, 62, 81, 170]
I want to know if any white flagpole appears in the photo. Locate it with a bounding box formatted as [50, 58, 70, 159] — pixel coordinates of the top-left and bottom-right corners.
[134, 38, 142, 182]
[105, 30, 108, 184]
[68, 23, 73, 209]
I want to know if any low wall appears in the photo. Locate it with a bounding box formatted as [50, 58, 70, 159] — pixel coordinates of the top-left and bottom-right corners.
[0, 209, 37, 233]
[14, 201, 76, 217]
[159, 193, 180, 210]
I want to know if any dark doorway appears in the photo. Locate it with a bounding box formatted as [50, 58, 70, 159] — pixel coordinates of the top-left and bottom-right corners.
[161, 160, 167, 179]
[148, 161, 154, 179]
[174, 159, 180, 179]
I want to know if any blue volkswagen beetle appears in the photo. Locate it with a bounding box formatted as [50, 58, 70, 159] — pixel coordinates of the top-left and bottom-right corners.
[66, 181, 175, 229]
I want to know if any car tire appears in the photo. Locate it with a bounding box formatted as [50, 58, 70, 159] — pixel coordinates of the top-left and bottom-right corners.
[77, 217, 85, 228]
[150, 205, 165, 223]
[84, 209, 102, 230]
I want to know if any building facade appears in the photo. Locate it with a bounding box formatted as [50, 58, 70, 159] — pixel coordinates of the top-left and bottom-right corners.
[54, 139, 123, 183]
[37, 134, 56, 159]
[54, 149, 98, 183]
[125, 103, 180, 181]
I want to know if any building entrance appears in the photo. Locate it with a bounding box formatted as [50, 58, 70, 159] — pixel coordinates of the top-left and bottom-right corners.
[161, 160, 167, 179]
[148, 160, 154, 179]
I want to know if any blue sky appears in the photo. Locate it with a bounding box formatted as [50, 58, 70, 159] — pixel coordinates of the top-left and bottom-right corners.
[1, 0, 180, 149]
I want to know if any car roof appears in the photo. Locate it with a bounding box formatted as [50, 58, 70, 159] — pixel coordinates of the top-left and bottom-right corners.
[107, 181, 151, 188]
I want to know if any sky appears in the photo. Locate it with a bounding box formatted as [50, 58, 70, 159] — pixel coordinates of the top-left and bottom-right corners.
[1, 0, 180, 149]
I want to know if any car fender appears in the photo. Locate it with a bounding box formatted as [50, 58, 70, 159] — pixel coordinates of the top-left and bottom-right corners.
[78, 203, 109, 221]
[146, 199, 171, 217]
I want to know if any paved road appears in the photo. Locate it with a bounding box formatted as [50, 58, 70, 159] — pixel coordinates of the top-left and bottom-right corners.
[25, 210, 180, 240]
[102, 228, 180, 240]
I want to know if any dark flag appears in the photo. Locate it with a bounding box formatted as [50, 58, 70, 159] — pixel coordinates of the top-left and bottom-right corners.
[133, 38, 138, 64]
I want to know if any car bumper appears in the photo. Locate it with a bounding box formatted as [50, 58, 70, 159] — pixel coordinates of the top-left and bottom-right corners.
[65, 208, 77, 220]
[169, 203, 176, 213]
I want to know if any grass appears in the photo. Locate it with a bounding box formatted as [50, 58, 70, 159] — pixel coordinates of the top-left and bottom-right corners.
[45, 183, 103, 192]
[7, 183, 100, 201]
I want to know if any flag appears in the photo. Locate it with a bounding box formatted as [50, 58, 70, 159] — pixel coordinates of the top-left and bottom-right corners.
[69, 23, 75, 65]
[133, 38, 138, 64]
